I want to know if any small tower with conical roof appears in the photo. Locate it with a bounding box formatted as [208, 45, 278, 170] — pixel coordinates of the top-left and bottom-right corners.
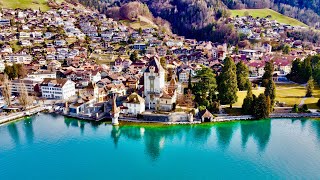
[111, 94, 120, 126]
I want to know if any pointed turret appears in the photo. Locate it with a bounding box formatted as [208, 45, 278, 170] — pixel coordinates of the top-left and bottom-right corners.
[111, 94, 120, 126]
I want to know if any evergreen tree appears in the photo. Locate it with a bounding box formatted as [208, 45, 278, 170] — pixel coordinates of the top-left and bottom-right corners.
[262, 61, 274, 87]
[242, 81, 253, 115]
[129, 51, 139, 63]
[303, 57, 312, 83]
[236, 61, 249, 91]
[188, 70, 192, 90]
[218, 57, 238, 108]
[233, 45, 239, 54]
[287, 59, 302, 83]
[306, 76, 314, 97]
[253, 94, 270, 119]
[264, 78, 276, 111]
[282, 44, 291, 54]
[193, 66, 217, 109]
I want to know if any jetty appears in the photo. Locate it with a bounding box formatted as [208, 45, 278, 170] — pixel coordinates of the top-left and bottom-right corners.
[0, 106, 46, 125]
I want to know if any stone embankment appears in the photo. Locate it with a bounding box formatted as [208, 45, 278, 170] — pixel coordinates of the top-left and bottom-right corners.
[0, 106, 46, 125]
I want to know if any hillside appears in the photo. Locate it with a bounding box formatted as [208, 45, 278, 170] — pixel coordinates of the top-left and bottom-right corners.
[230, 9, 307, 27]
[0, 0, 64, 11]
[222, 0, 320, 29]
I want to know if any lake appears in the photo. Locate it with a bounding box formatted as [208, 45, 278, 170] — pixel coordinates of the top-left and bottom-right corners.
[1, 114, 320, 179]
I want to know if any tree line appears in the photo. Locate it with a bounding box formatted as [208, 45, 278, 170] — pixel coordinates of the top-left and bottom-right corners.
[287, 55, 320, 84]
[191, 57, 275, 119]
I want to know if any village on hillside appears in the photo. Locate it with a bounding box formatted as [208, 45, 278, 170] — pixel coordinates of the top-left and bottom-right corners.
[1, 2, 320, 124]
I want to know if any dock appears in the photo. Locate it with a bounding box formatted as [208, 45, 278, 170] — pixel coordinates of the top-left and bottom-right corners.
[0, 106, 46, 125]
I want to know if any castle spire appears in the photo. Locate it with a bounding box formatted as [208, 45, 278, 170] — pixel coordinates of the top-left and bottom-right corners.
[111, 93, 120, 126]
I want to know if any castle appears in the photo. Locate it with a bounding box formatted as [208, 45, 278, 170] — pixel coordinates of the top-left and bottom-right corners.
[143, 56, 182, 111]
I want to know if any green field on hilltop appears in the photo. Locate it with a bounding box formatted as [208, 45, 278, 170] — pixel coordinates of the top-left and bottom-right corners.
[230, 9, 307, 27]
[0, 0, 64, 11]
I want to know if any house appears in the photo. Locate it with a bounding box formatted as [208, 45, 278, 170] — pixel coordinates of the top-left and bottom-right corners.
[133, 43, 147, 50]
[4, 54, 32, 64]
[40, 78, 76, 99]
[122, 92, 145, 116]
[0, 62, 5, 72]
[79, 82, 99, 102]
[178, 69, 190, 83]
[11, 78, 42, 94]
[0, 45, 13, 53]
[0, 19, 10, 26]
[47, 60, 62, 70]
[27, 70, 57, 80]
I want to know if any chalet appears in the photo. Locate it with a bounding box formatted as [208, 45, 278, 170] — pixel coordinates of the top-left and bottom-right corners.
[122, 92, 145, 116]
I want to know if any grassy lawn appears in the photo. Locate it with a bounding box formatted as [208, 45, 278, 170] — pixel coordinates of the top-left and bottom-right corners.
[0, 0, 64, 11]
[230, 9, 307, 27]
[9, 40, 23, 53]
[234, 83, 320, 109]
[0, 0, 49, 11]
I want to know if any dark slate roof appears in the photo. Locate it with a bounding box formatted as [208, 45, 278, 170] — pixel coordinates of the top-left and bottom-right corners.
[144, 56, 164, 73]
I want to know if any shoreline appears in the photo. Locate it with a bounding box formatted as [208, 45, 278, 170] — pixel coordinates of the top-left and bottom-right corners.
[0, 107, 46, 126]
[2, 110, 320, 126]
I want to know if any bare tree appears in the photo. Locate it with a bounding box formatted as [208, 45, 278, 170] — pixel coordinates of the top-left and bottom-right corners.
[2, 74, 12, 106]
[18, 81, 33, 110]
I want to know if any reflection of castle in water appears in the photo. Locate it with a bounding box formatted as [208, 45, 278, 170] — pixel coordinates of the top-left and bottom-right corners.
[240, 119, 271, 152]
[64, 117, 102, 135]
[110, 125, 212, 161]
[62, 117, 273, 159]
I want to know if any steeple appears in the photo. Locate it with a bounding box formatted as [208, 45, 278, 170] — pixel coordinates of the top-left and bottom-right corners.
[111, 93, 120, 125]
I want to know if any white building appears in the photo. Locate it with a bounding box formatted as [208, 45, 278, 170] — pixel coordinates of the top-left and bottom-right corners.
[122, 92, 145, 116]
[27, 71, 57, 80]
[0, 62, 5, 72]
[11, 78, 42, 94]
[143, 57, 165, 109]
[178, 69, 189, 83]
[4, 54, 32, 64]
[40, 78, 76, 99]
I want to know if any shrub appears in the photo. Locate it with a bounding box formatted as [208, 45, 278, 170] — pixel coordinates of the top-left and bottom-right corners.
[317, 99, 320, 108]
[292, 104, 299, 113]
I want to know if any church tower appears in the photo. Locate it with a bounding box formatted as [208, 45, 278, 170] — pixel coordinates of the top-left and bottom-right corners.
[144, 56, 165, 109]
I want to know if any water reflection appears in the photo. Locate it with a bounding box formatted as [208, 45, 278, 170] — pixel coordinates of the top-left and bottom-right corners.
[215, 123, 238, 149]
[240, 119, 271, 152]
[60, 117, 273, 160]
[111, 126, 121, 147]
[64, 118, 103, 134]
[7, 123, 20, 147]
[312, 120, 320, 141]
[291, 118, 308, 128]
[24, 118, 34, 144]
[110, 125, 212, 161]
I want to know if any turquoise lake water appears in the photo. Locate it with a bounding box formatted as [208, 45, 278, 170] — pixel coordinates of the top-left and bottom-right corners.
[1, 114, 320, 179]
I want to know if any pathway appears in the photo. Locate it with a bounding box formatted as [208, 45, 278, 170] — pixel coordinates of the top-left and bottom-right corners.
[0, 106, 46, 125]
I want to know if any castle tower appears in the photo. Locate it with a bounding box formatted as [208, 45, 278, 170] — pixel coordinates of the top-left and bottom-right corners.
[111, 94, 120, 126]
[143, 56, 166, 109]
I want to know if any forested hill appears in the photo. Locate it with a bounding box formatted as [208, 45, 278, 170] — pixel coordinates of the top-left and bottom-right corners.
[71, 0, 320, 43]
[222, 0, 320, 29]
[78, 0, 236, 43]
